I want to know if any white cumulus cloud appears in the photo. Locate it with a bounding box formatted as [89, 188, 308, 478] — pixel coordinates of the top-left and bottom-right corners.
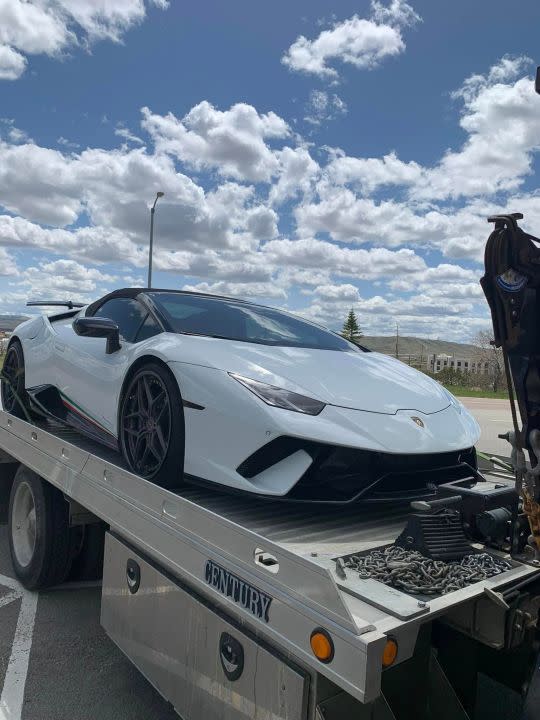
[0, 0, 168, 80]
[0, 58, 539, 342]
[304, 90, 348, 125]
[0, 44, 26, 79]
[142, 102, 290, 183]
[282, 0, 420, 79]
[0, 247, 16, 275]
[413, 55, 540, 201]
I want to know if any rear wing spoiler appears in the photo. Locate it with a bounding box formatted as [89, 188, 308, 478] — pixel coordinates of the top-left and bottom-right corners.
[27, 300, 85, 309]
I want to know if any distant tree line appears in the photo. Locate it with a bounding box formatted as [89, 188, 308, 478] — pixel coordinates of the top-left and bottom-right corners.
[422, 367, 507, 393]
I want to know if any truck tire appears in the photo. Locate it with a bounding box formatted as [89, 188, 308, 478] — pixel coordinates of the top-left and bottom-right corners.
[8, 466, 73, 590]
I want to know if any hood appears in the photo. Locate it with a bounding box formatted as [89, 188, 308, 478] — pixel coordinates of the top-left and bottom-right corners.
[167, 336, 451, 415]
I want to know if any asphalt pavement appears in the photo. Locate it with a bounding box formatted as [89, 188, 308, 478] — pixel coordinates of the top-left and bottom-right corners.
[458, 396, 513, 457]
[0, 522, 178, 720]
[0, 399, 523, 719]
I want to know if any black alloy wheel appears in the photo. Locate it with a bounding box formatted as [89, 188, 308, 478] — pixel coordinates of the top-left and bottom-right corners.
[1, 340, 30, 418]
[119, 363, 184, 488]
[121, 370, 171, 477]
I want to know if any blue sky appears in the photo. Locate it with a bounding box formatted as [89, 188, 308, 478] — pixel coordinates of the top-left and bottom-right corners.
[1, 0, 540, 341]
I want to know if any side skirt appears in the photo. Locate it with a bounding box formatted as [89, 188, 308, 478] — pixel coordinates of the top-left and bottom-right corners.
[27, 385, 119, 451]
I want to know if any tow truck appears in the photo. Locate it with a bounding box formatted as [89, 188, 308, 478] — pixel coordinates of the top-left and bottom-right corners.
[2, 75, 540, 720]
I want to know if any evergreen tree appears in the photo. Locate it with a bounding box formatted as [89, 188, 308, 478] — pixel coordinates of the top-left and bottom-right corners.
[341, 309, 363, 344]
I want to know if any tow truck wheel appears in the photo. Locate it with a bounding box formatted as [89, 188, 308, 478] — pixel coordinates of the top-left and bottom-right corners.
[8, 466, 73, 590]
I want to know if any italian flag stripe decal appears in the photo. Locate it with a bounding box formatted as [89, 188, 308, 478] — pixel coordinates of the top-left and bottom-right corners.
[59, 391, 110, 434]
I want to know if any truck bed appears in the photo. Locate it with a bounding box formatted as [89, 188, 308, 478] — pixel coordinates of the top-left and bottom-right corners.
[0, 407, 537, 703]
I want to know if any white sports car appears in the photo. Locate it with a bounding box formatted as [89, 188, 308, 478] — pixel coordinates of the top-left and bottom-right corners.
[1, 289, 480, 502]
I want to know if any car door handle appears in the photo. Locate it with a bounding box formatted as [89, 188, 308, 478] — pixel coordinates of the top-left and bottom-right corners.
[54, 342, 66, 352]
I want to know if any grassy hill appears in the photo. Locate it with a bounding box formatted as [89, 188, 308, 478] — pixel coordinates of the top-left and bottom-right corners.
[360, 335, 477, 357]
[0, 315, 27, 332]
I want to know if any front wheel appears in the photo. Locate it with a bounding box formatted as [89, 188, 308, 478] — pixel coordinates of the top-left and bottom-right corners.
[119, 363, 185, 489]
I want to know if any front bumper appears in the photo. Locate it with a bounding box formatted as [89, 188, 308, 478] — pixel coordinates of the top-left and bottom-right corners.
[170, 361, 481, 501]
[237, 436, 478, 503]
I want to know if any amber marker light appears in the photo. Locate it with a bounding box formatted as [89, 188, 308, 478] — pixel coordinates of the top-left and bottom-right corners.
[310, 628, 334, 663]
[382, 638, 398, 668]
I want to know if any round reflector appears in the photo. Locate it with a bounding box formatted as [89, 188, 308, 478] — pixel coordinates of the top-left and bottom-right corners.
[382, 638, 398, 668]
[310, 629, 334, 663]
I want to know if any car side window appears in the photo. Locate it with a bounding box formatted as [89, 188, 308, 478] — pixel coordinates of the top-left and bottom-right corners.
[135, 313, 162, 343]
[92, 298, 147, 343]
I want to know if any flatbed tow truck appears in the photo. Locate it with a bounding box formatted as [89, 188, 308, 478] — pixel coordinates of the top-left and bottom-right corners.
[1, 402, 540, 720]
[2, 76, 540, 720]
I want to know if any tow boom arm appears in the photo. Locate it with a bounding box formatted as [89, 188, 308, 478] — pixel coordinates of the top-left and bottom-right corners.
[481, 212, 540, 552]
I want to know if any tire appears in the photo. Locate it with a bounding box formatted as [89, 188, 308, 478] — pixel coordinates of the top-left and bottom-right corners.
[9, 466, 74, 590]
[1, 340, 35, 420]
[119, 362, 185, 489]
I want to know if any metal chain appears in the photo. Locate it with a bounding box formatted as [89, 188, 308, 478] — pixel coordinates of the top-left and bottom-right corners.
[343, 546, 512, 595]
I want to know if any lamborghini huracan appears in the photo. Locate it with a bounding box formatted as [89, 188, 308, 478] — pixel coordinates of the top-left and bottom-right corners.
[1, 289, 481, 502]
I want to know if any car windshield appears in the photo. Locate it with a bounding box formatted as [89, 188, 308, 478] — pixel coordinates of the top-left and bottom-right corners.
[147, 292, 357, 351]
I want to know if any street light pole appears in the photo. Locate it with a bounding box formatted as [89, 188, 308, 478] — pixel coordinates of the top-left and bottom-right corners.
[147, 191, 164, 288]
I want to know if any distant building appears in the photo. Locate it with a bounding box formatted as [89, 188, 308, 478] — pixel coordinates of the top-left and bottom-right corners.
[428, 353, 489, 375]
[361, 336, 492, 376]
[388, 351, 490, 376]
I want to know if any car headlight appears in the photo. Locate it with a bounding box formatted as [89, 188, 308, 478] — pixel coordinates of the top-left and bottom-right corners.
[229, 373, 325, 416]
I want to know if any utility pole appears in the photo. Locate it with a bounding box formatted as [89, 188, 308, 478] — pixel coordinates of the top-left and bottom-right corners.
[420, 342, 426, 370]
[147, 191, 164, 288]
[395, 323, 399, 359]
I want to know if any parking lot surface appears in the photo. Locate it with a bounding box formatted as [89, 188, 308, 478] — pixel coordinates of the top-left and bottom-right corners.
[0, 524, 178, 720]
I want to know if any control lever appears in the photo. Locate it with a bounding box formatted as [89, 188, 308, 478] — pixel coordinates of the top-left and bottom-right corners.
[411, 495, 463, 512]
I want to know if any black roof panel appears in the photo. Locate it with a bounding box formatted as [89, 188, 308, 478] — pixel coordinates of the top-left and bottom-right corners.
[85, 287, 252, 316]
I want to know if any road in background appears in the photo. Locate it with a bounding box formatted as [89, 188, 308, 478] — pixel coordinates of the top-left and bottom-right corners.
[458, 397, 512, 457]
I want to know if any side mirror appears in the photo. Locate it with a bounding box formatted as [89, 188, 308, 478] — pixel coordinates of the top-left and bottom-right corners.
[536, 66, 540, 95]
[73, 317, 121, 354]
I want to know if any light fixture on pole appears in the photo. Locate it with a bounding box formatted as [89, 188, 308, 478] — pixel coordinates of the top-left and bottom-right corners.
[147, 191, 164, 288]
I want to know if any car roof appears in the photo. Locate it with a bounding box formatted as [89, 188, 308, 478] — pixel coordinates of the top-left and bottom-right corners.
[85, 287, 254, 316]
[83, 287, 366, 350]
